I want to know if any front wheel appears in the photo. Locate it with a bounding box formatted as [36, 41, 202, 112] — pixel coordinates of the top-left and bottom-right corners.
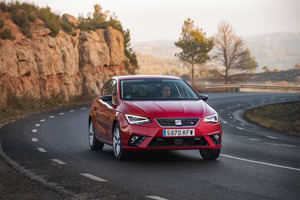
[89, 120, 104, 150]
[199, 149, 220, 160]
[112, 124, 126, 160]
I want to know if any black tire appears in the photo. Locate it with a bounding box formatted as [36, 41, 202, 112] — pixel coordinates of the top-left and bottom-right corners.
[89, 120, 104, 150]
[112, 123, 127, 160]
[199, 149, 220, 160]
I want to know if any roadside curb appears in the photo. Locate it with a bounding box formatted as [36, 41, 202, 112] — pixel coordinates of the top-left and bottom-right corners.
[232, 99, 300, 135]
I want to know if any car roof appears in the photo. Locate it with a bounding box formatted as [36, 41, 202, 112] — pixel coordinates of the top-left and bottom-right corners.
[113, 75, 181, 81]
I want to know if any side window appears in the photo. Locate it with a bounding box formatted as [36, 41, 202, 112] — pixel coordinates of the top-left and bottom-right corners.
[101, 80, 112, 97]
[111, 80, 118, 105]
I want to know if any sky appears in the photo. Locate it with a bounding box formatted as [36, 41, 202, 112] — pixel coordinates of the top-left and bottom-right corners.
[17, 0, 300, 42]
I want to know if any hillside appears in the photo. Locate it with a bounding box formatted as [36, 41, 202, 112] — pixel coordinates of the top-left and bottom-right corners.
[0, 2, 136, 107]
[133, 32, 300, 71]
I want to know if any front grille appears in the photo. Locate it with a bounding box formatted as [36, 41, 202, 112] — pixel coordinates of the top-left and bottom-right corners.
[148, 137, 208, 147]
[155, 118, 199, 127]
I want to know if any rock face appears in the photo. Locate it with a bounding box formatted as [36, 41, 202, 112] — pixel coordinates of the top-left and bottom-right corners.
[62, 14, 80, 27]
[0, 14, 129, 106]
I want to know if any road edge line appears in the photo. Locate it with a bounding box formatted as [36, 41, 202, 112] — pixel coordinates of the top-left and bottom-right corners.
[221, 154, 300, 172]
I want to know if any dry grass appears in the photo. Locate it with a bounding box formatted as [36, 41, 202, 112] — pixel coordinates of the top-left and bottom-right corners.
[244, 101, 300, 136]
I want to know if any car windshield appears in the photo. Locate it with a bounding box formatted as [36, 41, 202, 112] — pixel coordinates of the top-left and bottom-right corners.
[120, 79, 199, 100]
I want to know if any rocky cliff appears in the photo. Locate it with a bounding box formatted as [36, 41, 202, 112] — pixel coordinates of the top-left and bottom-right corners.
[0, 11, 129, 107]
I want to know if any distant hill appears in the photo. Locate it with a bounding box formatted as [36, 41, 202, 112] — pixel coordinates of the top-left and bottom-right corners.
[133, 32, 300, 71]
[244, 32, 300, 71]
[231, 69, 300, 84]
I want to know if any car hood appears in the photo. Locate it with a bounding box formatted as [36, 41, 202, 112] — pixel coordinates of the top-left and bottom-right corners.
[121, 100, 214, 119]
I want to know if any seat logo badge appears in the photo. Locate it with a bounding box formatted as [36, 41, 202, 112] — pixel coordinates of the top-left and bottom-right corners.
[175, 120, 182, 126]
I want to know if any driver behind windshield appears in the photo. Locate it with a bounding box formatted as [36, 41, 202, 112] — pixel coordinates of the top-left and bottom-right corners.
[160, 84, 171, 98]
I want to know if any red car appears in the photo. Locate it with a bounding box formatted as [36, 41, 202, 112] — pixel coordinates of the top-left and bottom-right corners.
[88, 75, 222, 160]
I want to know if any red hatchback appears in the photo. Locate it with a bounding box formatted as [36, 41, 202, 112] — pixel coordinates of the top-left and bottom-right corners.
[88, 75, 222, 160]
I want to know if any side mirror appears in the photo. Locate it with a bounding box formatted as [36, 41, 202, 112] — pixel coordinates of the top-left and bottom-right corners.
[101, 95, 112, 102]
[198, 93, 208, 101]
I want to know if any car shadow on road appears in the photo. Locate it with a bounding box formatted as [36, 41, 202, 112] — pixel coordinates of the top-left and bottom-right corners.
[87, 147, 221, 165]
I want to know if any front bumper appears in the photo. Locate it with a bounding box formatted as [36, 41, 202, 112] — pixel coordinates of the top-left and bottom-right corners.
[120, 116, 222, 151]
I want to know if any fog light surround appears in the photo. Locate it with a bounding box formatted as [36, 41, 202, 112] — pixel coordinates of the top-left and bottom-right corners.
[209, 133, 221, 145]
[128, 135, 147, 146]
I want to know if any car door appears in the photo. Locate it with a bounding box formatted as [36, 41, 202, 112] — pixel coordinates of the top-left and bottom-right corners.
[94, 79, 118, 144]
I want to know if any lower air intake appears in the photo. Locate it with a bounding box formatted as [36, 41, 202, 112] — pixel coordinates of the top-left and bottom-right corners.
[148, 137, 208, 147]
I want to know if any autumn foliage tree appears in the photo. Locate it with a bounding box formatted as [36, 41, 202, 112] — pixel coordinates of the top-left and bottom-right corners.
[175, 18, 213, 86]
[214, 21, 257, 83]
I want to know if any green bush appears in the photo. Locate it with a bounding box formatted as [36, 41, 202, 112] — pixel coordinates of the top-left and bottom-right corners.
[61, 20, 72, 34]
[0, 17, 4, 29]
[28, 14, 36, 22]
[0, 28, 15, 40]
[12, 10, 32, 37]
[37, 7, 60, 37]
[0, 1, 75, 37]
[0, 1, 7, 12]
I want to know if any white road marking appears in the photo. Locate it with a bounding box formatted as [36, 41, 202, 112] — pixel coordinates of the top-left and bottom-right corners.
[221, 154, 300, 172]
[40, 119, 46, 122]
[227, 106, 232, 109]
[146, 196, 168, 200]
[70, 110, 75, 112]
[35, 124, 40, 127]
[266, 136, 278, 140]
[222, 120, 228, 124]
[51, 159, 66, 165]
[80, 107, 87, 110]
[236, 127, 244, 130]
[219, 109, 224, 112]
[37, 147, 47, 153]
[249, 138, 262, 142]
[272, 143, 297, 148]
[81, 173, 107, 182]
[32, 129, 38, 133]
[49, 116, 55, 118]
[240, 123, 245, 126]
[232, 110, 251, 126]
[59, 112, 64, 115]
[32, 138, 38, 142]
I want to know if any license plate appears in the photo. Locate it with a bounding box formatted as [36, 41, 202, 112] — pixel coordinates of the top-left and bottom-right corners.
[163, 129, 195, 137]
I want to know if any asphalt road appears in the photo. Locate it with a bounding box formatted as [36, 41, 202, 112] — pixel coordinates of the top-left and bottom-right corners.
[1, 92, 300, 200]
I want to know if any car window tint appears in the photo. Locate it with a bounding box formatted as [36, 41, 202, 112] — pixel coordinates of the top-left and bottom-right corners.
[121, 79, 199, 100]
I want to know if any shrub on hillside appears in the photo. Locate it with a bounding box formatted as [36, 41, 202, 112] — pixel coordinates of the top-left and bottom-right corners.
[0, 1, 7, 11]
[0, 17, 4, 29]
[37, 7, 60, 37]
[1, 1, 75, 37]
[12, 10, 32, 37]
[61, 19, 73, 34]
[0, 28, 15, 40]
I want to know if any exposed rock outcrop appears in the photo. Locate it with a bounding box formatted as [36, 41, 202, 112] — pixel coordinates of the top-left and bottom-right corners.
[62, 14, 80, 27]
[0, 13, 129, 106]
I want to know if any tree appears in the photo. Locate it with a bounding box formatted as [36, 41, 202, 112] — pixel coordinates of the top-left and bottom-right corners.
[175, 18, 213, 86]
[93, 4, 108, 23]
[238, 49, 258, 73]
[263, 66, 271, 72]
[214, 21, 258, 83]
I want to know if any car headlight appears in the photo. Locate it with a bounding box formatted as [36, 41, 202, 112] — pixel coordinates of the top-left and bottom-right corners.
[125, 114, 151, 125]
[203, 113, 219, 123]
